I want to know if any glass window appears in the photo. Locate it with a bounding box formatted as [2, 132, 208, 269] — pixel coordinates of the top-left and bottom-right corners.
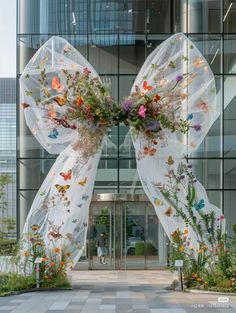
[224, 191, 236, 237]
[224, 36, 236, 74]
[188, 0, 222, 34]
[224, 1, 236, 34]
[88, 40, 118, 75]
[224, 160, 236, 189]
[119, 75, 136, 101]
[95, 160, 118, 193]
[190, 159, 222, 189]
[224, 76, 236, 158]
[207, 190, 222, 210]
[19, 159, 55, 189]
[189, 35, 222, 74]
[19, 190, 37, 233]
[119, 125, 135, 158]
[147, 0, 171, 33]
[19, 0, 88, 34]
[102, 126, 118, 158]
[119, 167, 142, 194]
[119, 36, 145, 75]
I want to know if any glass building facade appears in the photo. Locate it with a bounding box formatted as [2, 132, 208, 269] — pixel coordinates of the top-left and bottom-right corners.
[17, 0, 236, 268]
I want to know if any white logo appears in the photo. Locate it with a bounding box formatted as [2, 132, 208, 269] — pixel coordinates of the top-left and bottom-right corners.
[218, 297, 229, 303]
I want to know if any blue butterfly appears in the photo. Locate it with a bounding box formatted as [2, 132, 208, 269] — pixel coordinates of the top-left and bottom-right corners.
[82, 194, 89, 201]
[193, 199, 205, 211]
[187, 113, 193, 120]
[48, 128, 59, 139]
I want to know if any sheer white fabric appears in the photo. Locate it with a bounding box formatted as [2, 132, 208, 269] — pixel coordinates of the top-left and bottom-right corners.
[131, 33, 224, 256]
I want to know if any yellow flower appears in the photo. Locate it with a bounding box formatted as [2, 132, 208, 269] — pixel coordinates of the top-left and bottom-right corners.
[22, 250, 30, 257]
[179, 245, 185, 251]
[31, 224, 40, 231]
[36, 240, 43, 246]
[53, 247, 60, 254]
[198, 249, 203, 254]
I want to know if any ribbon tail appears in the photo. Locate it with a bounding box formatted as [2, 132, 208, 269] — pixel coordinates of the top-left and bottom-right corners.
[132, 131, 225, 259]
[20, 136, 103, 271]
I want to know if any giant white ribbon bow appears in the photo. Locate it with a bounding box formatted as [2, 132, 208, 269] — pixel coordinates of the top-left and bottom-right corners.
[20, 33, 225, 265]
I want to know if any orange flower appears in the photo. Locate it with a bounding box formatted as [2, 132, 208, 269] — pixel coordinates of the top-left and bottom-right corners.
[49, 261, 55, 267]
[154, 93, 161, 102]
[197, 100, 208, 112]
[51, 76, 64, 93]
[36, 240, 43, 246]
[66, 251, 71, 257]
[194, 57, 203, 68]
[76, 96, 84, 107]
[179, 245, 185, 251]
[60, 261, 65, 267]
[53, 247, 60, 254]
[143, 80, 153, 91]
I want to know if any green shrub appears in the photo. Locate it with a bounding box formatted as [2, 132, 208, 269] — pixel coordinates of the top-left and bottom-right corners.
[0, 239, 17, 255]
[135, 242, 145, 255]
[0, 273, 36, 295]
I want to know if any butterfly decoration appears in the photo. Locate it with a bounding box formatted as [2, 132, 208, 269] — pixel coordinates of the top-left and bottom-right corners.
[77, 203, 82, 208]
[82, 194, 89, 201]
[21, 102, 30, 109]
[143, 80, 153, 91]
[83, 222, 87, 227]
[40, 190, 46, 196]
[164, 206, 173, 217]
[48, 128, 59, 139]
[60, 169, 72, 181]
[53, 118, 77, 129]
[72, 219, 78, 223]
[197, 100, 208, 113]
[79, 177, 87, 187]
[144, 146, 156, 156]
[154, 198, 163, 206]
[187, 113, 193, 120]
[167, 155, 174, 165]
[55, 184, 70, 196]
[193, 199, 205, 211]
[53, 91, 68, 106]
[63, 44, 72, 54]
[51, 76, 64, 93]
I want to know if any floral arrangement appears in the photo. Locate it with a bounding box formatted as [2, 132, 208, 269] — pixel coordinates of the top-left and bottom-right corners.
[18, 224, 72, 288]
[24, 61, 201, 150]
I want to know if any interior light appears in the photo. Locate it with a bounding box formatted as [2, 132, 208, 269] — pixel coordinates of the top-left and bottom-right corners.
[128, 9, 133, 13]
[72, 12, 76, 26]
[223, 2, 233, 22]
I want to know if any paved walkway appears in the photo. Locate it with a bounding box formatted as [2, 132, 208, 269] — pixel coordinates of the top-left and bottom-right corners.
[0, 270, 236, 313]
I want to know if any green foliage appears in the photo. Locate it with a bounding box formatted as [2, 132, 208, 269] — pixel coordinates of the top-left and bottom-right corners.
[0, 239, 17, 255]
[0, 217, 16, 240]
[0, 174, 13, 213]
[135, 242, 145, 256]
[0, 273, 36, 296]
[134, 241, 157, 256]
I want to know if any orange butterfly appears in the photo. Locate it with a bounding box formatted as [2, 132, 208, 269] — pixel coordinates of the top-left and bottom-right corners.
[60, 169, 72, 181]
[51, 76, 64, 93]
[164, 207, 173, 217]
[143, 80, 153, 91]
[54, 91, 68, 106]
[79, 177, 87, 187]
[197, 100, 208, 112]
[144, 146, 156, 156]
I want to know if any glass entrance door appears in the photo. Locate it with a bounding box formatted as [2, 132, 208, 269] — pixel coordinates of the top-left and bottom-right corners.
[87, 198, 168, 270]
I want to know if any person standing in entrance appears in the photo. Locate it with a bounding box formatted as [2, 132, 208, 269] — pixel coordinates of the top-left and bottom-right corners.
[96, 232, 107, 264]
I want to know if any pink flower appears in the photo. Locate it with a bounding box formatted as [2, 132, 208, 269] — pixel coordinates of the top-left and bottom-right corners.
[138, 105, 146, 118]
[217, 214, 225, 221]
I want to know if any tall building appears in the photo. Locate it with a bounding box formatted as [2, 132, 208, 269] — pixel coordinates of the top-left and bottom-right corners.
[17, 0, 236, 269]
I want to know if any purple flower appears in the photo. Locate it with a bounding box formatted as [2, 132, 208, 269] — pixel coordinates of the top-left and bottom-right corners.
[187, 164, 192, 168]
[121, 99, 133, 112]
[146, 120, 162, 132]
[176, 75, 183, 82]
[193, 124, 201, 131]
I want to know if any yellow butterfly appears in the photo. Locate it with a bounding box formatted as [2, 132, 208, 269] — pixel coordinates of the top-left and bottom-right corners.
[78, 177, 87, 187]
[154, 198, 163, 206]
[167, 155, 174, 165]
[53, 91, 68, 106]
[55, 184, 70, 195]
